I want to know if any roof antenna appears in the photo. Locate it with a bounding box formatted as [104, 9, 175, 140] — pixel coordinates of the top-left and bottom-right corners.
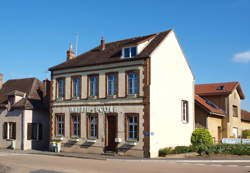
[74, 32, 79, 56]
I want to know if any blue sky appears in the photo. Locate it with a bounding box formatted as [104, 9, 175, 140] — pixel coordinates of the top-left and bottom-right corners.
[0, 0, 249, 109]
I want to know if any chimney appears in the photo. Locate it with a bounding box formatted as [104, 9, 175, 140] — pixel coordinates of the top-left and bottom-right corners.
[66, 43, 75, 61]
[0, 73, 3, 90]
[42, 79, 50, 107]
[100, 37, 105, 51]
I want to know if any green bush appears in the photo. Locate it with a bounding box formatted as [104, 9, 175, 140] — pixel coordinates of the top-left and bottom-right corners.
[196, 144, 250, 156]
[173, 146, 196, 154]
[191, 128, 214, 146]
[159, 147, 174, 157]
[242, 129, 250, 138]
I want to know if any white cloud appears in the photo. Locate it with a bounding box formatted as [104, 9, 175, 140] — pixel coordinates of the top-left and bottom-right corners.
[232, 50, 250, 63]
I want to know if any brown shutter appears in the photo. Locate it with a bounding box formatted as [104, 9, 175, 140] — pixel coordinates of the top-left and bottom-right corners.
[125, 116, 128, 140]
[13, 123, 16, 139]
[86, 115, 89, 138]
[3, 122, 7, 139]
[39, 123, 43, 140]
[70, 115, 73, 137]
[96, 115, 98, 139]
[55, 115, 58, 136]
[27, 123, 32, 140]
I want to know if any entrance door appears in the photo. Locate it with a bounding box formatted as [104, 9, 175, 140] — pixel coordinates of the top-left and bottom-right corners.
[106, 115, 117, 151]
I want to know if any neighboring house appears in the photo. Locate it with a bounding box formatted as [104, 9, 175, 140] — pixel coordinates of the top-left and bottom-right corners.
[195, 82, 248, 142]
[0, 76, 50, 150]
[49, 29, 194, 158]
[241, 110, 250, 130]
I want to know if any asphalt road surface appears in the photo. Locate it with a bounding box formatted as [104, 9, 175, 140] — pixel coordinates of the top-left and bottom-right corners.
[0, 152, 250, 173]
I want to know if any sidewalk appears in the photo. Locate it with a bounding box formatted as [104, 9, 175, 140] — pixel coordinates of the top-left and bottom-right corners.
[0, 149, 142, 160]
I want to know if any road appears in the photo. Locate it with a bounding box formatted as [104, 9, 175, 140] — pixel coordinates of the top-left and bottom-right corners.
[0, 152, 250, 173]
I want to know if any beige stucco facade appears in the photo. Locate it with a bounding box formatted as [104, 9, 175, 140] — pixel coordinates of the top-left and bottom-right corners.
[195, 85, 250, 141]
[0, 108, 49, 150]
[51, 60, 146, 157]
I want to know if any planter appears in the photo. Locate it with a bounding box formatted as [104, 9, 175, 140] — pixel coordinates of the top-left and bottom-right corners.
[69, 137, 80, 142]
[126, 141, 137, 146]
[115, 137, 122, 143]
[52, 136, 64, 141]
[87, 139, 97, 143]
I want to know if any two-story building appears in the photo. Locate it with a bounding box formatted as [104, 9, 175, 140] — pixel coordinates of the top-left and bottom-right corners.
[0, 76, 50, 150]
[195, 82, 249, 142]
[49, 29, 195, 158]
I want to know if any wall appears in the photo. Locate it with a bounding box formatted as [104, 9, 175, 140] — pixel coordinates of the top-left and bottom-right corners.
[51, 60, 147, 157]
[0, 109, 23, 149]
[241, 121, 250, 133]
[227, 89, 242, 137]
[207, 116, 223, 143]
[195, 105, 207, 128]
[23, 110, 50, 150]
[149, 30, 195, 157]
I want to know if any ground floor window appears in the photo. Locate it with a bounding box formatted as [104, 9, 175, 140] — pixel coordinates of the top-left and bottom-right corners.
[71, 114, 80, 137]
[27, 123, 43, 140]
[87, 114, 98, 138]
[55, 114, 65, 136]
[125, 114, 139, 141]
[3, 122, 16, 140]
[232, 127, 238, 138]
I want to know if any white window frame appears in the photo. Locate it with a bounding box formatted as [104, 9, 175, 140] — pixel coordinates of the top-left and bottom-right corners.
[57, 115, 64, 136]
[128, 116, 138, 140]
[72, 77, 81, 98]
[122, 46, 137, 59]
[128, 72, 138, 95]
[72, 115, 80, 137]
[89, 116, 98, 138]
[107, 73, 117, 96]
[89, 76, 98, 97]
[181, 100, 189, 123]
[6, 122, 16, 140]
[57, 79, 65, 98]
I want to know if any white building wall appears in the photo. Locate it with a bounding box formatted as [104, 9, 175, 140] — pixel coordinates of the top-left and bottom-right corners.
[149, 30, 195, 157]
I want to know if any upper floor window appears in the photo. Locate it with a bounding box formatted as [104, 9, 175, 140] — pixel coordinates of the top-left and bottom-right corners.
[127, 71, 139, 95]
[123, 46, 137, 58]
[8, 96, 15, 106]
[72, 77, 81, 98]
[89, 75, 99, 97]
[57, 78, 65, 98]
[233, 105, 238, 117]
[107, 73, 118, 96]
[181, 100, 189, 123]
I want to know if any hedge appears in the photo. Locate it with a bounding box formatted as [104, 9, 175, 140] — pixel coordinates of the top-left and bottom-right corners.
[159, 144, 250, 157]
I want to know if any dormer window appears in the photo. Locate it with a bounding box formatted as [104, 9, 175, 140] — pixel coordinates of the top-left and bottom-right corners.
[216, 85, 224, 90]
[8, 95, 15, 106]
[123, 46, 137, 59]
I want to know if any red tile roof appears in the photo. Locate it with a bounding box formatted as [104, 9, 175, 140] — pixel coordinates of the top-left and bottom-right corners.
[195, 95, 225, 116]
[195, 82, 245, 99]
[241, 109, 250, 122]
[49, 30, 172, 71]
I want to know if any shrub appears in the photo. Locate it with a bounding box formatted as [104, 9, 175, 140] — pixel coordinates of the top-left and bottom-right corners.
[242, 129, 250, 139]
[159, 147, 174, 157]
[173, 146, 196, 154]
[191, 128, 213, 146]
